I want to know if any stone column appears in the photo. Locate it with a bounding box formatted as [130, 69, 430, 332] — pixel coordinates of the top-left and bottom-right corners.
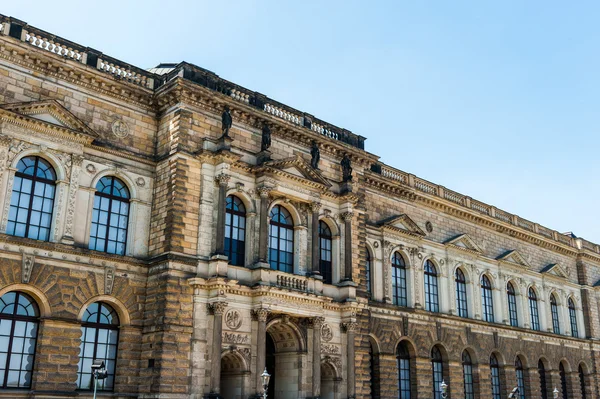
[209, 302, 228, 396]
[343, 321, 358, 398]
[214, 173, 230, 256]
[253, 308, 270, 395]
[257, 186, 272, 264]
[311, 202, 321, 276]
[310, 317, 325, 398]
[342, 212, 354, 281]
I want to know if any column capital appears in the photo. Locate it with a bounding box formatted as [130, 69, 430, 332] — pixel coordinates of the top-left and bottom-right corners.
[341, 321, 358, 333]
[308, 316, 326, 328]
[257, 185, 273, 198]
[208, 301, 228, 315]
[341, 211, 354, 221]
[252, 308, 270, 322]
[311, 201, 322, 213]
[215, 173, 231, 186]
[0, 134, 12, 147]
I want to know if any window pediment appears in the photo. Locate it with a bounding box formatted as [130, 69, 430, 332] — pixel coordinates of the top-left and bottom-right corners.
[496, 250, 530, 269]
[255, 155, 332, 190]
[444, 234, 482, 255]
[377, 214, 426, 238]
[541, 263, 569, 279]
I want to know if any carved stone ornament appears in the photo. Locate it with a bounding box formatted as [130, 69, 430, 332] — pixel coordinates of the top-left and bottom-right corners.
[104, 266, 115, 295]
[252, 308, 270, 322]
[135, 177, 145, 187]
[225, 309, 242, 330]
[22, 254, 35, 283]
[215, 173, 231, 187]
[321, 323, 334, 342]
[209, 302, 228, 315]
[222, 332, 248, 344]
[341, 321, 358, 333]
[425, 221, 433, 233]
[86, 163, 97, 175]
[111, 117, 130, 139]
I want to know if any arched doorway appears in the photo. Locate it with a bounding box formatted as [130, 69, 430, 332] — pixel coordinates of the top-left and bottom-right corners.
[220, 350, 249, 399]
[265, 334, 276, 399]
[321, 359, 340, 399]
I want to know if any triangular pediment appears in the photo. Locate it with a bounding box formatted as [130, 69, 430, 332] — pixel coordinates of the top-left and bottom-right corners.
[257, 155, 331, 188]
[496, 250, 530, 268]
[0, 100, 98, 138]
[378, 214, 426, 237]
[541, 263, 568, 278]
[444, 234, 482, 254]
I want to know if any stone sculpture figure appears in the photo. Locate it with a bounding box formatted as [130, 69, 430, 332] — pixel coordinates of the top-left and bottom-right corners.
[261, 123, 271, 151]
[221, 105, 233, 138]
[341, 154, 352, 182]
[310, 141, 320, 169]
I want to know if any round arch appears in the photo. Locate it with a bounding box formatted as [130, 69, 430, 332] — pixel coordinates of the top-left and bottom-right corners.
[77, 295, 131, 326]
[460, 346, 480, 365]
[479, 271, 497, 290]
[11, 150, 67, 181]
[225, 189, 256, 214]
[515, 352, 529, 368]
[267, 200, 302, 226]
[452, 263, 472, 283]
[90, 170, 138, 200]
[266, 317, 306, 352]
[490, 350, 507, 366]
[394, 337, 418, 359]
[559, 358, 572, 373]
[319, 215, 341, 236]
[548, 289, 562, 305]
[538, 356, 551, 370]
[390, 247, 411, 268]
[221, 348, 250, 372]
[526, 284, 541, 298]
[367, 334, 382, 355]
[423, 257, 440, 274]
[578, 361, 590, 375]
[0, 283, 52, 318]
[321, 356, 341, 380]
[431, 342, 450, 363]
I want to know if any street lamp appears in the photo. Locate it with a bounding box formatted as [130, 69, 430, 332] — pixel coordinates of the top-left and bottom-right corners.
[553, 387, 559, 399]
[261, 367, 271, 399]
[90, 359, 107, 399]
[440, 380, 448, 398]
[508, 387, 519, 399]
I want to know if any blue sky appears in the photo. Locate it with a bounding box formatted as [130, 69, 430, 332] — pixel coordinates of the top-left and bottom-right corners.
[4, 1, 599, 242]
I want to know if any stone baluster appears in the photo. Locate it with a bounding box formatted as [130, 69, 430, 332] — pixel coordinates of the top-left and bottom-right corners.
[342, 212, 354, 281]
[310, 317, 325, 398]
[256, 186, 272, 265]
[208, 302, 228, 395]
[342, 321, 358, 398]
[253, 308, 270, 395]
[214, 173, 231, 256]
[311, 202, 322, 276]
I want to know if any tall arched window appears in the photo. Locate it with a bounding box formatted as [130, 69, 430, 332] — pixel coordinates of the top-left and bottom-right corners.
[455, 269, 468, 318]
[462, 351, 474, 399]
[529, 288, 540, 331]
[89, 176, 130, 255]
[578, 365, 586, 399]
[224, 195, 246, 266]
[7, 156, 56, 241]
[392, 252, 407, 307]
[560, 363, 568, 399]
[424, 261, 439, 313]
[538, 360, 548, 399]
[431, 346, 444, 399]
[515, 357, 526, 399]
[550, 294, 560, 334]
[77, 302, 119, 391]
[0, 292, 39, 389]
[568, 299, 578, 338]
[507, 282, 519, 327]
[490, 354, 501, 399]
[366, 248, 372, 296]
[269, 205, 294, 273]
[481, 275, 494, 323]
[319, 221, 333, 284]
[397, 341, 412, 399]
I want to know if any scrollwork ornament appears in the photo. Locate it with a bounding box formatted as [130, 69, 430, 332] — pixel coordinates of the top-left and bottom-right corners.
[215, 173, 231, 187]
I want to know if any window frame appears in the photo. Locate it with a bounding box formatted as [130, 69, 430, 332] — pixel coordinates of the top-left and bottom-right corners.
[529, 287, 540, 331]
[568, 299, 578, 338]
[455, 268, 468, 318]
[224, 195, 246, 267]
[431, 346, 444, 399]
[462, 351, 474, 399]
[424, 260, 439, 313]
[490, 354, 501, 399]
[89, 176, 130, 255]
[560, 363, 568, 399]
[481, 275, 494, 323]
[268, 205, 295, 273]
[550, 294, 560, 334]
[318, 221, 333, 284]
[515, 357, 526, 399]
[397, 342, 412, 399]
[539, 360, 548, 399]
[578, 365, 586, 399]
[507, 282, 519, 327]
[366, 248, 372, 296]
[392, 252, 408, 307]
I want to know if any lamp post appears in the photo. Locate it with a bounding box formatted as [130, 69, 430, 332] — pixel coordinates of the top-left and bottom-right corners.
[508, 387, 519, 399]
[553, 387, 559, 399]
[90, 359, 107, 399]
[440, 380, 448, 399]
[261, 367, 271, 399]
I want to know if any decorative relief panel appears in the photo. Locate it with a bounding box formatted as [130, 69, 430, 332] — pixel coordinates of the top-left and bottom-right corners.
[225, 309, 242, 330]
[321, 323, 334, 342]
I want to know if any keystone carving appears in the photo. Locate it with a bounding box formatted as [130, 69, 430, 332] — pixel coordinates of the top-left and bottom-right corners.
[22, 254, 35, 283]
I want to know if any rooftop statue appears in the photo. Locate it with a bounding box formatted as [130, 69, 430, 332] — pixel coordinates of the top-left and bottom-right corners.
[221, 105, 233, 138]
[261, 123, 271, 151]
[311, 141, 320, 169]
[341, 154, 352, 182]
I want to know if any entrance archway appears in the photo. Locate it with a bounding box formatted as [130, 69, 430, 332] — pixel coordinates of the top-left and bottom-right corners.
[220, 349, 249, 399]
[321, 359, 340, 399]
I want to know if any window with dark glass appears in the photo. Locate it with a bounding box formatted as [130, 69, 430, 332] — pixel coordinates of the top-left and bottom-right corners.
[89, 176, 130, 255]
[397, 341, 411, 399]
[539, 360, 548, 399]
[462, 351, 474, 399]
[560, 363, 568, 399]
[77, 302, 119, 391]
[7, 156, 56, 241]
[507, 282, 519, 327]
[424, 261, 439, 313]
[319, 221, 333, 284]
[0, 292, 38, 389]
[515, 357, 526, 399]
[569, 299, 578, 338]
[392, 252, 407, 307]
[366, 248, 372, 295]
[481, 275, 494, 322]
[529, 288, 540, 331]
[369, 343, 376, 397]
[578, 365, 586, 399]
[455, 269, 468, 318]
[550, 294, 560, 334]
[224, 195, 246, 266]
[490, 354, 501, 399]
[431, 346, 444, 399]
[269, 205, 294, 273]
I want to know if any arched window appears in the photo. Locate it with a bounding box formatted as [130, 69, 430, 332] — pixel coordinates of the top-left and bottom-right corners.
[366, 248, 372, 296]
[515, 357, 526, 399]
[578, 365, 586, 399]
[7, 156, 56, 241]
[424, 261, 439, 313]
[462, 351, 474, 399]
[455, 269, 468, 318]
[0, 292, 39, 388]
[490, 354, 501, 399]
[269, 205, 294, 273]
[224, 195, 246, 266]
[550, 294, 560, 334]
[431, 346, 444, 399]
[77, 303, 119, 391]
[560, 363, 568, 399]
[539, 360, 548, 399]
[507, 282, 519, 327]
[319, 221, 333, 284]
[392, 252, 407, 307]
[89, 176, 130, 255]
[529, 288, 540, 331]
[481, 275, 494, 323]
[397, 341, 412, 399]
[568, 299, 578, 338]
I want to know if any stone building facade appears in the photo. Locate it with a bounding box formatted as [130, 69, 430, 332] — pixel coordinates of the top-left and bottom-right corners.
[0, 13, 598, 399]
